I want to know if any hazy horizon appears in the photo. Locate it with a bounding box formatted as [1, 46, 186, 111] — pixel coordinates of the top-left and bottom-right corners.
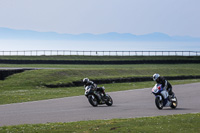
[0, 0, 199, 52]
[1, 39, 199, 51]
[0, 0, 200, 37]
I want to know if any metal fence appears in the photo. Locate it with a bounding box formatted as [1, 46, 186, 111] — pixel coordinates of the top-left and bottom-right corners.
[0, 50, 200, 56]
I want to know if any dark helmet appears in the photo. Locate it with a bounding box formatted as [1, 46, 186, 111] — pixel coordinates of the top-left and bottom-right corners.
[83, 78, 89, 84]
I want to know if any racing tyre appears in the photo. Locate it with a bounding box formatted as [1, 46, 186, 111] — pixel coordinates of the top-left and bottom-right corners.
[155, 96, 163, 110]
[88, 95, 98, 107]
[105, 94, 113, 106]
[170, 97, 178, 109]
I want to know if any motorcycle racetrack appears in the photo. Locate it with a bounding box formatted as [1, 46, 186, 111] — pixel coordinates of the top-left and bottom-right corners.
[0, 82, 200, 126]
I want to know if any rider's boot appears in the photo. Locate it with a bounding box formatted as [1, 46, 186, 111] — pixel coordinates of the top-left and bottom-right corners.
[169, 92, 175, 98]
[168, 92, 175, 101]
[102, 91, 107, 100]
[168, 88, 174, 98]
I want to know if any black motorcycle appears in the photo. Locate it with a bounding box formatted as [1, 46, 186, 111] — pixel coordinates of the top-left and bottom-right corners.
[84, 85, 113, 107]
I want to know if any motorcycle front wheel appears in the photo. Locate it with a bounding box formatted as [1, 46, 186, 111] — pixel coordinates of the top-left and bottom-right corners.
[88, 95, 98, 107]
[155, 96, 163, 110]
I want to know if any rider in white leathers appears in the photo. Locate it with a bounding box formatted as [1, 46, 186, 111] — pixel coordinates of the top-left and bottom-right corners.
[153, 73, 174, 97]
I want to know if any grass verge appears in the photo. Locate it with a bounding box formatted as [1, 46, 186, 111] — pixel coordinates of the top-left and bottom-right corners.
[0, 64, 200, 104]
[0, 55, 200, 61]
[1, 64, 200, 87]
[0, 113, 199, 132]
[0, 79, 200, 105]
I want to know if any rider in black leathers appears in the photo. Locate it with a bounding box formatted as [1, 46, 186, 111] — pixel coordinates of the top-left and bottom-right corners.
[83, 78, 106, 97]
[153, 73, 174, 97]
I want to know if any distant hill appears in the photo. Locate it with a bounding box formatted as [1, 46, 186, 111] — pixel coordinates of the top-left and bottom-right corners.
[0, 27, 200, 42]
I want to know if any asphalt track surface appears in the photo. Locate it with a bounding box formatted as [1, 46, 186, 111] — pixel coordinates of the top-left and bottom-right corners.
[0, 83, 200, 126]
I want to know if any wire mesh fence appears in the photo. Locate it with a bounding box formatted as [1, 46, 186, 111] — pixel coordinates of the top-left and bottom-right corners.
[0, 50, 200, 56]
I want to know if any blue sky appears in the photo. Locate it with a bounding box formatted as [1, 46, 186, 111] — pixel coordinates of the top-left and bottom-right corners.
[0, 0, 200, 51]
[0, 0, 200, 37]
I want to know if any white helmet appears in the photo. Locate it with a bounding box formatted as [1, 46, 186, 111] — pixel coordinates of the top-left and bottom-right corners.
[153, 73, 160, 81]
[83, 78, 89, 84]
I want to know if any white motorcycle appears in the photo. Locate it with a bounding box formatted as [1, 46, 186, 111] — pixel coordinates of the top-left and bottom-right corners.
[152, 84, 177, 110]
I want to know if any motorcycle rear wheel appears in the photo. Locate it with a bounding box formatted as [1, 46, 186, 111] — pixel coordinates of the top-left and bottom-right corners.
[105, 94, 113, 106]
[170, 97, 178, 109]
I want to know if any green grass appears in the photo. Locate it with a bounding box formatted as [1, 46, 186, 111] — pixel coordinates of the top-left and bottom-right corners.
[1, 63, 200, 70]
[0, 64, 200, 104]
[1, 64, 200, 86]
[0, 113, 199, 132]
[1, 79, 200, 105]
[0, 56, 200, 131]
[0, 55, 200, 61]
